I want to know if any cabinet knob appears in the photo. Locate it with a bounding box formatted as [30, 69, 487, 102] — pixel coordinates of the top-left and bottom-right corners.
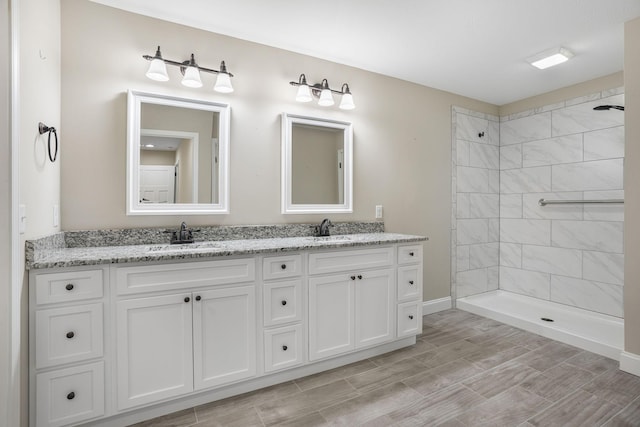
[66, 331, 75, 339]
[281, 264, 287, 270]
[350, 276, 356, 281]
[409, 252, 414, 256]
[408, 315, 414, 320]
[357, 275, 363, 280]
[65, 283, 74, 291]
[184, 297, 190, 303]
[282, 345, 288, 351]
[195, 295, 201, 301]
[281, 300, 287, 306]
[409, 280, 414, 285]
[67, 392, 75, 400]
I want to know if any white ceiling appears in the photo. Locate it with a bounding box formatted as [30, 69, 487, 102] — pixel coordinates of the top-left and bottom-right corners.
[93, 0, 640, 105]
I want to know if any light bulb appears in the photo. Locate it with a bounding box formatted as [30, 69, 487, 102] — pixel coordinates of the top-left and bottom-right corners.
[181, 66, 202, 88]
[295, 84, 312, 102]
[145, 58, 169, 81]
[339, 93, 355, 110]
[318, 88, 334, 106]
[214, 72, 234, 93]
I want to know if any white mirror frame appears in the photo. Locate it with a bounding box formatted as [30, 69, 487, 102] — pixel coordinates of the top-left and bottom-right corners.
[281, 113, 353, 214]
[126, 90, 230, 215]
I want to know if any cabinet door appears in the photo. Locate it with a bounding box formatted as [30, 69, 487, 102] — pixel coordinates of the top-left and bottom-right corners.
[193, 286, 256, 390]
[308, 274, 354, 361]
[355, 269, 394, 348]
[116, 294, 193, 410]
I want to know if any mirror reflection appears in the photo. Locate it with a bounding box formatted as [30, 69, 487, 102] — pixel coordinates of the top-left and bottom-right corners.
[127, 91, 230, 215]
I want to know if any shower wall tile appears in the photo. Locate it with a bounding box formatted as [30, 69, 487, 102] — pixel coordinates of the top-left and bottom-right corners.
[583, 251, 624, 286]
[457, 140, 470, 166]
[457, 114, 489, 143]
[457, 193, 470, 218]
[457, 268, 488, 298]
[565, 92, 602, 107]
[522, 135, 583, 167]
[488, 219, 500, 243]
[469, 194, 499, 218]
[500, 144, 522, 170]
[550, 276, 623, 318]
[457, 219, 489, 245]
[500, 243, 522, 268]
[522, 192, 583, 220]
[552, 220, 624, 253]
[500, 219, 550, 246]
[500, 266, 550, 299]
[583, 190, 625, 221]
[521, 245, 582, 278]
[488, 266, 499, 291]
[583, 126, 624, 161]
[488, 170, 500, 193]
[551, 96, 624, 136]
[470, 143, 500, 169]
[457, 245, 470, 272]
[552, 159, 623, 192]
[457, 167, 489, 193]
[500, 194, 522, 218]
[469, 242, 499, 269]
[487, 120, 500, 146]
[500, 112, 551, 145]
[501, 167, 551, 193]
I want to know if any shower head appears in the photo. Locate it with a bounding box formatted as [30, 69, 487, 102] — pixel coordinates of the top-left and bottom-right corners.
[593, 105, 625, 111]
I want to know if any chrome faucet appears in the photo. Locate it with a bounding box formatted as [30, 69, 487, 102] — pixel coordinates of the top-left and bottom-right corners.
[315, 218, 333, 237]
[166, 221, 198, 244]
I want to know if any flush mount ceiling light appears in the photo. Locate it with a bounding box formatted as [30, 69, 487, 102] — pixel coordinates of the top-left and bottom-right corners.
[527, 47, 574, 70]
[143, 46, 234, 93]
[290, 74, 355, 110]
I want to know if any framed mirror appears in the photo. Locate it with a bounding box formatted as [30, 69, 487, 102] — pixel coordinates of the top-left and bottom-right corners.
[126, 90, 230, 215]
[281, 113, 353, 214]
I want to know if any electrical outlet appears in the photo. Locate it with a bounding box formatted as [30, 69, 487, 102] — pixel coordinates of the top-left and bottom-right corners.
[53, 204, 60, 227]
[375, 205, 383, 219]
[19, 204, 26, 234]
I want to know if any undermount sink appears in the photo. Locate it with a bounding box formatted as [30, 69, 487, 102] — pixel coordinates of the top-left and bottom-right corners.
[309, 235, 353, 242]
[146, 242, 220, 253]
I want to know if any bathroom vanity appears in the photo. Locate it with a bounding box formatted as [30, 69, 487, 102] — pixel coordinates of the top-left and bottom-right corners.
[27, 229, 426, 427]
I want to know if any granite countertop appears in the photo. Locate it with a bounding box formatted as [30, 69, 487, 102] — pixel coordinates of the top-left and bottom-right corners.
[27, 232, 427, 270]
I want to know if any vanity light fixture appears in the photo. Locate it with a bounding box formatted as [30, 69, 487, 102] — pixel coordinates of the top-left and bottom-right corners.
[143, 46, 234, 93]
[527, 47, 574, 70]
[290, 74, 355, 110]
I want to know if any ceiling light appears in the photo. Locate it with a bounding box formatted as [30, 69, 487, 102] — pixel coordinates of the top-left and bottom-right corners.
[143, 144, 155, 148]
[294, 74, 313, 102]
[145, 46, 169, 81]
[527, 47, 574, 70]
[289, 74, 355, 110]
[213, 61, 234, 93]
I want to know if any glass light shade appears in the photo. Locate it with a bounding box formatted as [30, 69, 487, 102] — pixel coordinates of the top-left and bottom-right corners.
[181, 66, 203, 88]
[295, 84, 312, 102]
[214, 72, 234, 93]
[145, 58, 169, 81]
[318, 88, 334, 106]
[339, 93, 355, 110]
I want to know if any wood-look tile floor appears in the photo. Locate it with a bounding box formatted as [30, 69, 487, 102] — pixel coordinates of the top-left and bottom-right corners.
[130, 309, 640, 427]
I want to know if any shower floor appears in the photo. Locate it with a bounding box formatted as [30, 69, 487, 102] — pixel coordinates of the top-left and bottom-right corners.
[457, 290, 624, 360]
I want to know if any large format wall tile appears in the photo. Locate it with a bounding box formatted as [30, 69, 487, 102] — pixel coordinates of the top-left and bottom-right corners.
[470, 143, 500, 169]
[457, 219, 489, 245]
[500, 243, 522, 268]
[551, 96, 624, 137]
[552, 159, 623, 192]
[550, 275, 623, 318]
[501, 167, 551, 193]
[522, 245, 582, 278]
[457, 114, 490, 144]
[500, 219, 550, 246]
[522, 135, 583, 167]
[457, 167, 489, 193]
[500, 112, 551, 146]
[583, 190, 624, 221]
[552, 220, 624, 253]
[522, 192, 583, 220]
[469, 194, 499, 218]
[456, 140, 470, 166]
[583, 251, 624, 286]
[457, 268, 488, 298]
[470, 242, 499, 269]
[500, 267, 550, 299]
[500, 144, 522, 170]
[584, 126, 624, 161]
[500, 194, 522, 218]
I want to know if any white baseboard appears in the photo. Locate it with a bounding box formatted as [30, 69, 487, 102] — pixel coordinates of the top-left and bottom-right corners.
[422, 297, 452, 315]
[620, 351, 640, 377]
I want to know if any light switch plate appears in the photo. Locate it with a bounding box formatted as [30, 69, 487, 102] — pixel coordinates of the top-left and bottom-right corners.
[375, 205, 383, 219]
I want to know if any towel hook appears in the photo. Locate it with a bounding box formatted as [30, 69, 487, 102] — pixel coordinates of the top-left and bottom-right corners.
[38, 122, 58, 162]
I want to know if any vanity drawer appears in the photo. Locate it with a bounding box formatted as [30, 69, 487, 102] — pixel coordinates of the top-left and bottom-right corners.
[36, 361, 105, 427]
[397, 266, 422, 302]
[263, 254, 302, 281]
[116, 258, 255, 295]
[308, 246, 393, 275]
[397, 301, 422, 338]
[35, 269, 103, 305]
[263, 280, 302, 327]
[397, 244, 422, 265]
[264, 324, 303, 372]
[35, 303, 104, 369]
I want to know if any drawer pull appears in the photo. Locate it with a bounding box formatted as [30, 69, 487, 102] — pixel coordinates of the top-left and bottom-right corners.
[357, 275, 363, 280]
[281, 264, 287, 270]
[184, 297, 190, 303]
[67, 392, 75, 400]
[350, 276, 356, 281]
[409, 280, 414, 285]
[409, 252, 414, 256]
[195, 295, 201, 301]
[282, 345, 288, 351]
[281, 300, 287, 306]
[65, 283, 74, 291]
[408, 315, 414, 320]
[66, 331, 75, 339]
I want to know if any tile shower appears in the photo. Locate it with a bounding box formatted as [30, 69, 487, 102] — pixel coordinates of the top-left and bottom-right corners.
[452, 88, 625, 319]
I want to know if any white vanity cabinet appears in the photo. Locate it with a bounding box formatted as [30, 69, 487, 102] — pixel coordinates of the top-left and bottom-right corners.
[308, 247, 395, 361]
[114, 258, 257, 410]
[396, 244, 424, 337]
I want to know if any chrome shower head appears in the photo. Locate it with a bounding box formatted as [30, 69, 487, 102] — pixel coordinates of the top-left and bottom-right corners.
[593, 105, 625, 111]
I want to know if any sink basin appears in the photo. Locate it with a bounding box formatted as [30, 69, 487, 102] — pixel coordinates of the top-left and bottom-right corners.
[309, 235, 353, 242]
[146, 242, 220, 253]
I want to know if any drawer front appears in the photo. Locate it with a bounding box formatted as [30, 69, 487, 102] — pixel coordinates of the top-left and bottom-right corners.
[264, 324, 303, 372]
[397, 301, 422, 338]
[263, 280, 302, 327]
[397, 266, 422, 302]
[263, 254, 302, 281]
[35, 269, 103, 305]
[397, 244, 422, 265]
[35, 303, 104, 369]
[308, 246, 393, 275]
[116, 258, 255, 295]
[36, 361, 105, 427]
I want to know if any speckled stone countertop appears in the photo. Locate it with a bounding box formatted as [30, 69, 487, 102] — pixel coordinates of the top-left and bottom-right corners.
[26, 223, 427, 270]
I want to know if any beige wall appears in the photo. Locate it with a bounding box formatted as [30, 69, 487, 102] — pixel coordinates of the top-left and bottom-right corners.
[140, 149, 175, 166]
[60, 0, 497, 302]
[624, 17, 640, 356]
